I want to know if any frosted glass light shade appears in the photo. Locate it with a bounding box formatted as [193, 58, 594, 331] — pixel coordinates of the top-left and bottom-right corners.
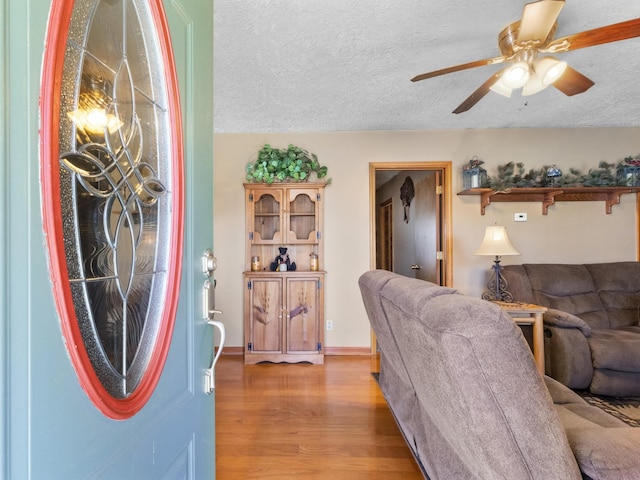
[538, 56, 567, 85]
[501, 62, 530, 89]
[474, 226, 521, 256]
[522, 57, 568, 96]
[521, 73, 546, 96]
[490, 79, 513, 97]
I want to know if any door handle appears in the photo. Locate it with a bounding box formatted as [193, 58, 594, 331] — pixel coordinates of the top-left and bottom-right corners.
[205, 316, 225, 395]
[203, 279, 224, 394]
[410, 264, 421, 270]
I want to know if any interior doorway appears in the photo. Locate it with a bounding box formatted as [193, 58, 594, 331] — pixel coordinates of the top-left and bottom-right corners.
[369, 162, 453, 352]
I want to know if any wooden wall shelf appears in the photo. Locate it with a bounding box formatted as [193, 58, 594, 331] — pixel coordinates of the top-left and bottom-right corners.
[458, 187, 640, 215]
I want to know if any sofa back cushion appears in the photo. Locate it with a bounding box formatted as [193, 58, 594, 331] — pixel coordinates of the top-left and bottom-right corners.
[503, 263, 640, 329]
[377, 273, 581, 479]
[586, 262, 640, 329]
[359, 270, 457, 384]
[523, 264, 609, 329]
[358, 270, 421, 447]
[359, 271, 464, 476]
[358, 270, 455, 467]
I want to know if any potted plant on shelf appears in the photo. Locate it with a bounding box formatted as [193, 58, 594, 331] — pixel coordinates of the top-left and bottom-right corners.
[245, 144, 330, 184]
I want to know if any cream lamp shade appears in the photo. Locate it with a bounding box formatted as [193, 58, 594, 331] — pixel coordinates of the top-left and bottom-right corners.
[474, 225, 520, 257]
[474, 226, 520, 302]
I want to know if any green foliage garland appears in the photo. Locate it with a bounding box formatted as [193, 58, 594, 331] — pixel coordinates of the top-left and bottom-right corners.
[245, 144, 330, 184]
[486, 155, 640, 190]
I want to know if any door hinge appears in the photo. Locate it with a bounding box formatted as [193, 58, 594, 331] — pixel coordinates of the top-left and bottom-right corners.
[317, 280, 322, 289]
[249, 193, 254, 202]
[316, 231, 321, 240]
[248, 342, 253, 351]
[316, 193, 321, 202]
[249, 232, 254, 240]
[317, 342, 322, 352]
[436, 185, 443, 195]
[436, 251, 444, 261]
[248, 281, 252, 290]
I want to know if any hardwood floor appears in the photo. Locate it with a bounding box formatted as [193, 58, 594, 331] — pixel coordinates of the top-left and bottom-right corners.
[215, 355, 424, 479]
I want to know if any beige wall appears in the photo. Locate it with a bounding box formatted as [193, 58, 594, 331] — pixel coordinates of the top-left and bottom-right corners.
[214, 128, 640, 349]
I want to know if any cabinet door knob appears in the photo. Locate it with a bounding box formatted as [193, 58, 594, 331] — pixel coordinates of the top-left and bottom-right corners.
[410, 264, 421, 270]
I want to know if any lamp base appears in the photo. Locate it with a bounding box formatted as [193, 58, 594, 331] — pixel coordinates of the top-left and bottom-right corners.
[481, 257, 514, 302]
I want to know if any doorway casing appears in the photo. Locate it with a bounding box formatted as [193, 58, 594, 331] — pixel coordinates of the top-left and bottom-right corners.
[369, 161, 453, 353]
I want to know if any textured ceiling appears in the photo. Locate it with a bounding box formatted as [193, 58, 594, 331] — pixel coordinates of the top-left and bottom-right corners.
[213, 1, 640, 133]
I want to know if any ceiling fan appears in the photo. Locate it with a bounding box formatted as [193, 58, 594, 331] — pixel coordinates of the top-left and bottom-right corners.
[411, 0, 640, 114]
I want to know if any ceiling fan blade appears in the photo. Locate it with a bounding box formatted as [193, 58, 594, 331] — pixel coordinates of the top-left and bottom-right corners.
[517, 0, 565, 43]
[411, 56, 506, 82]
[452, 70, 505, 114]
[552, 66, 594, 96]
[545, 18, 640, 53]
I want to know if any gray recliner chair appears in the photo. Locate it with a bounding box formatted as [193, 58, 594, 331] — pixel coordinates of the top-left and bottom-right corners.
[503, 262, 640, 396]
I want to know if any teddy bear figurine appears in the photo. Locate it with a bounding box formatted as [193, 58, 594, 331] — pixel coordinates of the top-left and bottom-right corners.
[270, 247, 296, 271]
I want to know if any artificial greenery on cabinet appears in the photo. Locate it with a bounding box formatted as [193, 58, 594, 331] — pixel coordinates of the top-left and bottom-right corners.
[245, 144, 330, 184]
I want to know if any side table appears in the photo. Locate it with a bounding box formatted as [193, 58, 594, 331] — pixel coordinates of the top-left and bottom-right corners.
[492, 301, 547, 375]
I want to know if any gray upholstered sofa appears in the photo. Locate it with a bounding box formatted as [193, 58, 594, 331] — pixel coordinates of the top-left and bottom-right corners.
[502, 262, 640, 396]
[359, 269, 640, 480]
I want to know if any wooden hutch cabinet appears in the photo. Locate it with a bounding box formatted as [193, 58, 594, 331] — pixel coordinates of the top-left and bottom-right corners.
[243, 183, 326, 364]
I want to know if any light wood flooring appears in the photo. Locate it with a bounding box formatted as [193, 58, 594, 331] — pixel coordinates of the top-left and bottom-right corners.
[215, 354, 424, 479]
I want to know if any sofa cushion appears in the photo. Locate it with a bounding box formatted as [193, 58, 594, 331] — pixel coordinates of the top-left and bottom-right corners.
[590, 369, 640, 397]
[589, 327, 640, 372]
[586, 263, 640, 329]
[357, 270, 423, 456]
[545, 377, 629, 429]
[544, 360, 640, 480]
[523, 264, 609, 329]
[502, 264, 536, 304]
[358, 270, 458, 471]
[564, 428, 640, 480]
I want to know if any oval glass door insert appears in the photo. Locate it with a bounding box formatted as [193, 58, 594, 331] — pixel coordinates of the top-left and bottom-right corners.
[40, 0, 183, 419]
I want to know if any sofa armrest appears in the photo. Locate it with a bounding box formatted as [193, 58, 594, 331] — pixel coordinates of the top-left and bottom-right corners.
[545, 325, 593, 390]
[544, 308, 592, 337]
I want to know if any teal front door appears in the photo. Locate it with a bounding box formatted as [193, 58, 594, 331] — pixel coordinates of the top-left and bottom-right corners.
[1, 0, 216, 477]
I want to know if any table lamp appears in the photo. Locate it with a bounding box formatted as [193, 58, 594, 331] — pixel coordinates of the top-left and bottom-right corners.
[474, 225, 521, 301]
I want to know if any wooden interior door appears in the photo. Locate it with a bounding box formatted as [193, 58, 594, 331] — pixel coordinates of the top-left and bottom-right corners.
[414, 172, 440, 283]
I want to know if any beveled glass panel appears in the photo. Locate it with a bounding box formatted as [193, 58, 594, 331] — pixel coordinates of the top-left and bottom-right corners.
[57, 0, 174, 399]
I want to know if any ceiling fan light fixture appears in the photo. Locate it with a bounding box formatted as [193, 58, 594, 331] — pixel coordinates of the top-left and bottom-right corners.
[521, 74, 546, 96]
[490, 79, 513, 97]
[410, 1, 640, 113]
[522, 56, 569, 96]
[501, 61, 530, 89]
[537, 56, 567, 85]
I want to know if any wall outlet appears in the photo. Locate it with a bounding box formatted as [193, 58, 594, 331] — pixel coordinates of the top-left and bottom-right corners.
[326, 320, 333, 331]
[514, 212, 527, 222]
